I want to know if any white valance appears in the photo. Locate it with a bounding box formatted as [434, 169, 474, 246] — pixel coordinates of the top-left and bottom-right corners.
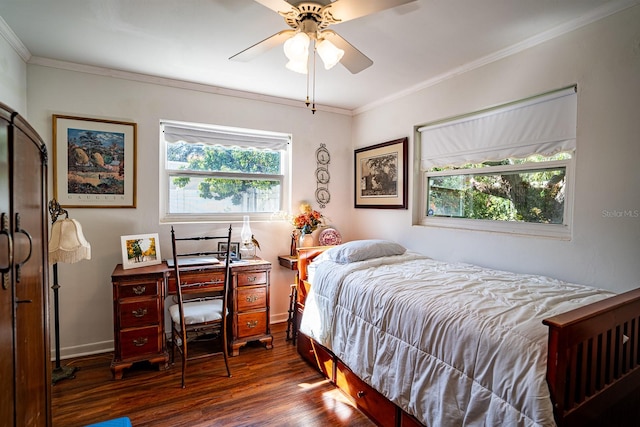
[162, 121, 290, 151]
[419, 87, 577, 170]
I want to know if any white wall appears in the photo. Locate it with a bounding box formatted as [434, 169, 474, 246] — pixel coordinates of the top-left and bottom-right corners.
[26, 66, 352, 357]
[351, 6, 640, 293]
[0, 26, 27, 113]
[11, 4, 640, 358]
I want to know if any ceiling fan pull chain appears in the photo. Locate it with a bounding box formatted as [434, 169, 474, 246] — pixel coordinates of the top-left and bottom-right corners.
[311, 43, 317, 114]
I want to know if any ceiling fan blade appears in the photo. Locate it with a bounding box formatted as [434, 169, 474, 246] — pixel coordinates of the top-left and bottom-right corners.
[253, 0, 295, 14]
[321, 30, 373, 74]
[325, 0, 417, 23]
[229, 30, 295, 61]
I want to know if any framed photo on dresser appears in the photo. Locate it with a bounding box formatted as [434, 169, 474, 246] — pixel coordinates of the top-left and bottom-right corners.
[53, 114, 137, 208]
[120, 233, 161, 269]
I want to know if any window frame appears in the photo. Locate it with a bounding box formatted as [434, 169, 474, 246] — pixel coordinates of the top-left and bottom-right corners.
[159, 121, 291, 224]
[420, 157, 574, 239]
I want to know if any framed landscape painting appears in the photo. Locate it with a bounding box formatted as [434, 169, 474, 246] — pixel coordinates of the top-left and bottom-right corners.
[354, 137, 408, 209]
[120, 233, 161, 269]
[53, 114, 137, 208]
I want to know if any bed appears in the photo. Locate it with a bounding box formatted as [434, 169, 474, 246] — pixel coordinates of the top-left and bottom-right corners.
[295, 241, 640, 427]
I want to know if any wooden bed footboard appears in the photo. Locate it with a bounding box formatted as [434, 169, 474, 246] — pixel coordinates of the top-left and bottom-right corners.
[297, 246, 640, 427]
[543, 287, 640, 427]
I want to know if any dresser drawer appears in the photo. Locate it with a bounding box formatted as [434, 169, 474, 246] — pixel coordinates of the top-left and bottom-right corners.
[236, 271, 267, 287]
[236, 311, 267, 338]
[119, 299, 160, 328]
[118, 281, 160, 299]
[336, 360, 398, 427]
[119, 326, 162, 359]
[236, 286, 266, 311]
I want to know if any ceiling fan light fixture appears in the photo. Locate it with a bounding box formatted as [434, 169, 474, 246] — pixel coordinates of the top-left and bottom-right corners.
[283, 32, 310, 61]
[316, 38, 344, 70]
[285, 58, 308, 74]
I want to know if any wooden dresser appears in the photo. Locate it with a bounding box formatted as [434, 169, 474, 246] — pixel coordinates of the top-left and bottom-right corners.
[111, 263, 169, 380]
[230, 261, 273, 356]
[110, 259, 272, 378]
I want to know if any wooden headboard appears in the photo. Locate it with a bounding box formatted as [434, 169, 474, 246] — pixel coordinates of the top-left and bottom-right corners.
[296, 246, 330, 303]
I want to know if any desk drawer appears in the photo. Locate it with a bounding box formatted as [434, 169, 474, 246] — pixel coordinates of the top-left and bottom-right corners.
[120, 326, 162, 359]
[236, 286, 266, 311]
[236, 311, 267, 338]
[118, 281, 160, 299]
[168, 270, 225, 293]
[236, 271, 267, 287]
[120, 299, 160, 328]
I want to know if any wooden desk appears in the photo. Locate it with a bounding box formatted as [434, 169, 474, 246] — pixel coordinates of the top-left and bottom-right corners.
[110, 259, 272, 379]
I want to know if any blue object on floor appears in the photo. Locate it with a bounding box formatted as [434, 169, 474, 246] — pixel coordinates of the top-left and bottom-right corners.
[84, 417, 132, 427]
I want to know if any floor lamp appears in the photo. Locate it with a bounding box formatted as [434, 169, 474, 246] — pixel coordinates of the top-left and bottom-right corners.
[48, 199, 91, 385]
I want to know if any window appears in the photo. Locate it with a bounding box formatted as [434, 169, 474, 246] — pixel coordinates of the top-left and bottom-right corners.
[418, 86, 577, 238]
[160, 120, 291, 223]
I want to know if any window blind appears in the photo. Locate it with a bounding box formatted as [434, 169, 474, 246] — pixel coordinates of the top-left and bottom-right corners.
[162, 121, 290, 151]
[419, 86, 577, 170]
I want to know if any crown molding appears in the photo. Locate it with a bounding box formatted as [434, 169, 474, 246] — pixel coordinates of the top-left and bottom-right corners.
[354, 0, 640, 115]
[0, 15, 31, 62]
[28, 56, 352, 117]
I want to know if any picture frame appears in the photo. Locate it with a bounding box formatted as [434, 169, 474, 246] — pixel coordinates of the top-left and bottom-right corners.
[218, 241, 240, 259]
[120, 233, 161, 270]
[354, 137, 408, 209]
[53, 114, 137, 208]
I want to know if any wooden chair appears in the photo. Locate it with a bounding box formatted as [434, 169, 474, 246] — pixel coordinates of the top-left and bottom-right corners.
[169, 225, 232, 388]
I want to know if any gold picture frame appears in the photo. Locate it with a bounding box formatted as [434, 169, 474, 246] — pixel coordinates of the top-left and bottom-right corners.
[354, 137, 408, 209]
[53, 114, 137, 208]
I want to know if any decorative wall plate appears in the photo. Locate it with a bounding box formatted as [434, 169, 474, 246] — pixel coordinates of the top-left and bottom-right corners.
[318, 227, 342, 246]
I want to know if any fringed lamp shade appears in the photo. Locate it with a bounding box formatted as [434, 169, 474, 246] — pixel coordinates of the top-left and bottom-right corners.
[48, 218, 91, 265]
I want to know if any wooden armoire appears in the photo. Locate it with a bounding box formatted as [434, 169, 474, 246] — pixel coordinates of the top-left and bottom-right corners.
[0, 102, 51, 426]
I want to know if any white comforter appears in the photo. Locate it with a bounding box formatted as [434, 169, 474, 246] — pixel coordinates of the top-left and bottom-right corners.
[299, 252, 614, 427]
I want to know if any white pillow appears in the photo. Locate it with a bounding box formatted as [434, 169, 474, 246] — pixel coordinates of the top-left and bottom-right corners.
[325, 239, 406, 264]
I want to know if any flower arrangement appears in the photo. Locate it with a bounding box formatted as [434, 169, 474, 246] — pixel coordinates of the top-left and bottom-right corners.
[291, 203, 323, 235]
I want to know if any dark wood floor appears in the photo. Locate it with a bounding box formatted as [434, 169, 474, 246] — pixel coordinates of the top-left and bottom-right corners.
[52, 322, 375, 427]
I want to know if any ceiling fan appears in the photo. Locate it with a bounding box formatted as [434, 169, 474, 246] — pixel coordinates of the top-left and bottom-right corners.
[229, 0, 417, 74]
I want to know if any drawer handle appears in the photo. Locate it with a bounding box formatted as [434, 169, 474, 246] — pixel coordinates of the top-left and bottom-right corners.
[246, 320, 259, 329]
[132, 285, 146, 295]
[247, 276, 257, 282]
[133, 337, 148, 347]
[245, 294, 259, 303]
[132, 308, 148, 318]
[357, 390, 366, 399]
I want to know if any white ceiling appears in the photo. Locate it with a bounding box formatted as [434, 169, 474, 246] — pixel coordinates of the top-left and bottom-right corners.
[0, 0, 637, 112]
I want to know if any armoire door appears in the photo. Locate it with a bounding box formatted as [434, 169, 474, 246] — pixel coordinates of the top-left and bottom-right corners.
[12, 113, 50, 426]
[0, 106, 15, 427]
[0, 104, 50, 427]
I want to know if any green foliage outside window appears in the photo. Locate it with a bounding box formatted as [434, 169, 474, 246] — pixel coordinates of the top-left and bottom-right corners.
[427, 154, 569, 224]
[168, 142, 281, 207]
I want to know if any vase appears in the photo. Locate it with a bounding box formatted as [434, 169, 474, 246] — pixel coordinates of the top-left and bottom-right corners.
[299, 232, 314, 248]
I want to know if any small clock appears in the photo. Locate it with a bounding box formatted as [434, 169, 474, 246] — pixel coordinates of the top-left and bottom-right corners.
[315, 167, 330, 184]
[316, 145, 330, 165]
